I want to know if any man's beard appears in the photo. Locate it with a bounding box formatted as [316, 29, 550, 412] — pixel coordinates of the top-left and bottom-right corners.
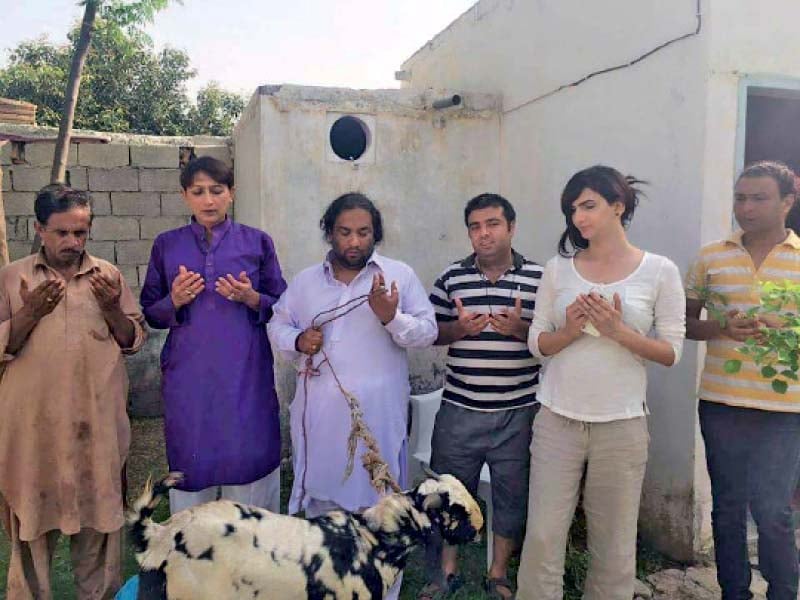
[333, 245, 373, 270]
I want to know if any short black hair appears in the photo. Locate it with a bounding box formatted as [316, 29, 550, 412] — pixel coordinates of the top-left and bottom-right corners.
[739, 160, 797, 197]
[320, 192, 384, 243]
[558, 165, 646, 257]
[180, 156, 234, 190]
[35, 184, 92, 226]
[463, 193, 516, 227]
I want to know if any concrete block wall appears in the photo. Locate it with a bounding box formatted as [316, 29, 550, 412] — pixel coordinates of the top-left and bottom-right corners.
[1, 135, 232, 416]
[0, 140, 236, 294]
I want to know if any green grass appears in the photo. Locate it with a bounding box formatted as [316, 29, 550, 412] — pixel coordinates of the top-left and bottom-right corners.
[0, 418, 671, 599]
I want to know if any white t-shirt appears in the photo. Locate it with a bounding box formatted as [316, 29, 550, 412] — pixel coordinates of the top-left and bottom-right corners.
[528, 252, 685, 422]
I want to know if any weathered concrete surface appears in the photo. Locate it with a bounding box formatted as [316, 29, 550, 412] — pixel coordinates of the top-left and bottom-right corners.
[234, 85, 501, 424]
[398, 0, 800, 562]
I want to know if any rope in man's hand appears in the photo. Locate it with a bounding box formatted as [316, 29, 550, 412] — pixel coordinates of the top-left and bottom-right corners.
[297, 284, 401, 505]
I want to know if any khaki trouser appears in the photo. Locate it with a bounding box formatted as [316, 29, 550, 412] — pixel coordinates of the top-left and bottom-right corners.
[1, 500, 121, 600]
[517, 406, 649, 600]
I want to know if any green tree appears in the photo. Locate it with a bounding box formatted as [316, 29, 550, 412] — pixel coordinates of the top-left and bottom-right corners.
[186, 82, 246, 136]
[0, 8, 244, 137]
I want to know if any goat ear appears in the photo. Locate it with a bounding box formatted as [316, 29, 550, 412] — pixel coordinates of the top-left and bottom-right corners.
[422, 492, 443, 512]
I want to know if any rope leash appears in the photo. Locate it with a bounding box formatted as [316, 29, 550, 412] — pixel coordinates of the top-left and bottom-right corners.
[297, 287, 401, 508]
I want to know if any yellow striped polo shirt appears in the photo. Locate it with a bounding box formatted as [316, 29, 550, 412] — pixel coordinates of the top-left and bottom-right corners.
[685, 230, 800, 412]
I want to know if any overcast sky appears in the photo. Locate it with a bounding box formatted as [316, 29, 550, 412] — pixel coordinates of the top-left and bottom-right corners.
[1, 1, 474, 99]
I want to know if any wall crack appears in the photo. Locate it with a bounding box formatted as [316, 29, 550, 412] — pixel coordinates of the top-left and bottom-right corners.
[503, 0, 703, 115]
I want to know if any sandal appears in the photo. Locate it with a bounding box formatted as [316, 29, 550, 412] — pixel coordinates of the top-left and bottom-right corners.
[416, 573, 464, 599]
[484, 576, 515, 600]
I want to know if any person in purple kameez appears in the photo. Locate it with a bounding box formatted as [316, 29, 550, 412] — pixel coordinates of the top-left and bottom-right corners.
[140, 156, 287, 514]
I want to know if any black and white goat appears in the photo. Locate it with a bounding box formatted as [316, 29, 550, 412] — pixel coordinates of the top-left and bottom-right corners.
[129, 472, 483, 599]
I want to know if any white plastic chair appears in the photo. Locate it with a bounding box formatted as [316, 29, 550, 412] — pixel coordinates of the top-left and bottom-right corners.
[408, 388, 494, 568]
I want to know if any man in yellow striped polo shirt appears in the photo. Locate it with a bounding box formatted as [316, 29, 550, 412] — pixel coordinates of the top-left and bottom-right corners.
[686, 161, 800, 600]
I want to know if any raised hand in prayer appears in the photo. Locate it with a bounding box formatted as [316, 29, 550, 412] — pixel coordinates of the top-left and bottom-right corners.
[368, 272, 398, 325]
[89, 272, 122, 312]
[297, 327, 324, 355]
[490, 296, 528, 340]
[577, 292, 624, 339]
[19, 276, 64, 320]
[171, 265, 204, 309]
[454, 296, 490, 338]
[215, 271, 260, 310]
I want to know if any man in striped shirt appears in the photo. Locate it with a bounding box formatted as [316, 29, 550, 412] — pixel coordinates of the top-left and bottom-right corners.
[686, 161, 800, 600]
[421, 194, 541, 600]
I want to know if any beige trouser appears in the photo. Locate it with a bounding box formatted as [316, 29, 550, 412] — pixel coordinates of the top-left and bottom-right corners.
[517, 406, 649, 600]
[1, 500, 121, 600]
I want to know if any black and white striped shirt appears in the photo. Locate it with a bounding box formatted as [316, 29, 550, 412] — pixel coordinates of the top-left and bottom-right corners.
[430, 251, 543, 411]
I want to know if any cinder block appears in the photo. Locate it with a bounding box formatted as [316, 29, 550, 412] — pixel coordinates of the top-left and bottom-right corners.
[118, 264, 139, 288]
[137, 264, 150, 285]
[193, 145, 232, 166]
[8, 241, 31, 262]
[90, 216, 139, 241]
[26, 217, 36, 240]
[5, 217, 27, 241]
[116, 240, 154, 265]
[3, 192, 35, 216]
[85, 240, 116, 263]
[1, 167, 10, 192]
[140, 216, 188, 239]
[0, 142, 11, 166]
[67, 167, 88, 190]
[89, 192, 111, 216]
[111, 192, 160, 216]
[139, 169, 181, 192]
[131, 145, 179, 169]
[23, 142, 78, 167]
[78, 143, 130, 168]
[9, 167, 51, 192]
[160, 192, 191, 216]
[87, 168, 139, 192]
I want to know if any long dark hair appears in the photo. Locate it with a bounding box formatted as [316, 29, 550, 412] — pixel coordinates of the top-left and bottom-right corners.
[558, 165, 646, 257]
[320, 192, 384, 243]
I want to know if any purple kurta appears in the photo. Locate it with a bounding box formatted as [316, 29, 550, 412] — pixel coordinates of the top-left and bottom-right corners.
[141, 219, 287, 491]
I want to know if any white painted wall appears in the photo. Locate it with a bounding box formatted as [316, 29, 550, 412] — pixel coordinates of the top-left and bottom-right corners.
[233, 85, 502, 403]
[233, 0, 800, 561]
[402, 0, 711, 560]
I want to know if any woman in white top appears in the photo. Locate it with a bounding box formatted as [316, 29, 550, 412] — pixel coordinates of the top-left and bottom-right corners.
[517, 166, 685, 600]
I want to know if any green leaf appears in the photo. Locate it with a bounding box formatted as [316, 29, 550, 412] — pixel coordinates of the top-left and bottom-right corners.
[723, 360, 742, 374]
[772, 379, 789, 394]
[780, 369, 799, 381]
[761, 366, 778, 378]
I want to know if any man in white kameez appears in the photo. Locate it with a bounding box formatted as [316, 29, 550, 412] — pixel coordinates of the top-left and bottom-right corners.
[268, 192, 437, 599]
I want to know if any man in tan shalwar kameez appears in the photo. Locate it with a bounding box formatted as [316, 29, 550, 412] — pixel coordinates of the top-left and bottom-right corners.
[0, 186, 146, 600]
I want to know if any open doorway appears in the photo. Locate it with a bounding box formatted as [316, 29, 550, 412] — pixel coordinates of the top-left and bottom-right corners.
[743, 85, 800, 233]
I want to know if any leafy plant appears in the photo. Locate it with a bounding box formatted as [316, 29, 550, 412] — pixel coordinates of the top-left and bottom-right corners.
[696, 280, 800, 393]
